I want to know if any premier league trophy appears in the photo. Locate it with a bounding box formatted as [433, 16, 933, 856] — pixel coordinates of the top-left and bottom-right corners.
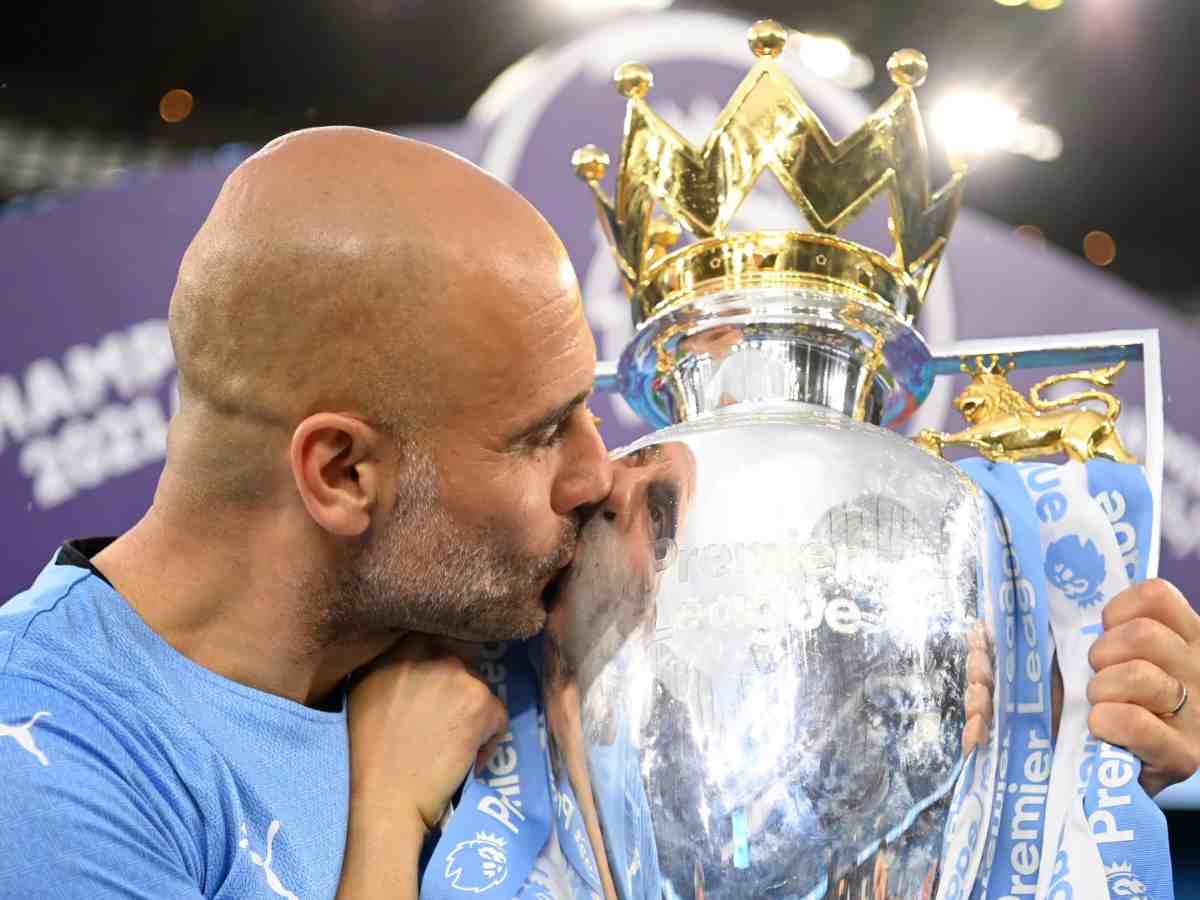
[538, 19, 1164, 900]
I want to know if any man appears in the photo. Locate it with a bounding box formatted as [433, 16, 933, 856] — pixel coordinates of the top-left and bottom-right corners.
[0, 126, 611, 899]
[1, 125, 1198, 899]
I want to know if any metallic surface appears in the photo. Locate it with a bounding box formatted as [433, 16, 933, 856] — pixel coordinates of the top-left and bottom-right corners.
[915, 356, 1137, 463]
[618, 285, 931, 430]
[543, 407, 989, 898]
[569, 20, 964, 331]
[552, 22, 992, 897]
[554, 16, 1144, 900]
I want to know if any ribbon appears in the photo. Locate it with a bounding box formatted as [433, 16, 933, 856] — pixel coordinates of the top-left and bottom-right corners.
[422, 459, 1172, 900]
[421, 642, 552, 900]
[967, 460, 1172, 900]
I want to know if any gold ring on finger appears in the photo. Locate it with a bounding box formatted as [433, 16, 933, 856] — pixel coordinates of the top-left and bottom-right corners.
[1161, 682, 1189, 719]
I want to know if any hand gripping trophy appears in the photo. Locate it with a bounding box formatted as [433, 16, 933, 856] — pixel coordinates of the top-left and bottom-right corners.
[542, 19, 1169, 900]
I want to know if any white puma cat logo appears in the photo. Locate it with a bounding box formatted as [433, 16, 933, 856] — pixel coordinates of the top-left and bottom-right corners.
[0, 711, 51, 766]
[240, 820, 299, 899]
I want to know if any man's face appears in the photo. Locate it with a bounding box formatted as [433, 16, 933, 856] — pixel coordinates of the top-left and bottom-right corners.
[329, 246, 613, 643]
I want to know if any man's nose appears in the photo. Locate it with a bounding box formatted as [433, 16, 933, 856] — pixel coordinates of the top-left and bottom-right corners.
[551, 419, 614, 516]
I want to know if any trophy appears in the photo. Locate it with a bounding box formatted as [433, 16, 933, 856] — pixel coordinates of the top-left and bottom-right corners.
[541, 19, 1162, 900]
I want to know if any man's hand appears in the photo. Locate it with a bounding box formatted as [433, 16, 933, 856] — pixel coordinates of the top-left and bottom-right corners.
[1088, 579, 1200, 796]
[336, 634, 508, 900]
[963, 621, 995, 756]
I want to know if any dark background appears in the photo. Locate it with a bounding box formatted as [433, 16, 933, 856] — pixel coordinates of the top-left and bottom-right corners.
[2, 0, 1198, 317]
[3, 0, 1199, 885]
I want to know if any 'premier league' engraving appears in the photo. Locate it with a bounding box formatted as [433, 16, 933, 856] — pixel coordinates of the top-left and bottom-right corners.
[537, 15, 1162, 900]
[544, 415, 986, 898]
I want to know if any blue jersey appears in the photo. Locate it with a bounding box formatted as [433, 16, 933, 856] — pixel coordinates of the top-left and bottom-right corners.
[0, 547, 351, 898]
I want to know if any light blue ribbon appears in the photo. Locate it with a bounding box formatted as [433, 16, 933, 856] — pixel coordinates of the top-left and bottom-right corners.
[965, 460, 1172, 900]
[423, 460, 1172, 900]
[1076, 460, 1172, 900]
[422, 642, 552, 900]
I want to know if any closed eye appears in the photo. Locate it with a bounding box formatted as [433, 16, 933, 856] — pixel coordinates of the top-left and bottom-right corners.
[530, 419, 571, 448]
[507, 388, 592, 453]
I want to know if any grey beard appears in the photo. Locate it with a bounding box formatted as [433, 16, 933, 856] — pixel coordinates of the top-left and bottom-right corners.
[309, 447, 576, 644]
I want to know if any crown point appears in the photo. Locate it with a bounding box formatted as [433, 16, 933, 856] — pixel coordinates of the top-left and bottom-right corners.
[887, 49, 928, 87]
[748, 20, 789, 58]
[571, 145, 609, 182]
[613, 62, 653, 99]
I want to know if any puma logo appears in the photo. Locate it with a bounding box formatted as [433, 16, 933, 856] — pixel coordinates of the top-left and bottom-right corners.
[0, 711, 51, 766]
[240, 820, 299, 899]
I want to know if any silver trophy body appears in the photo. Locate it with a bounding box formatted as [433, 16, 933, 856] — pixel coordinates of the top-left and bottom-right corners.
[543, 287, 991, 898]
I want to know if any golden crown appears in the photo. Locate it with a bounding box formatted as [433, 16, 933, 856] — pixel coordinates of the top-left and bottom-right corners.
[571, 19, 967, 328]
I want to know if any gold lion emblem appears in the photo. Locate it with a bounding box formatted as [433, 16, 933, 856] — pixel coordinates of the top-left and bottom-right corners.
[915, 356, 1136, 464]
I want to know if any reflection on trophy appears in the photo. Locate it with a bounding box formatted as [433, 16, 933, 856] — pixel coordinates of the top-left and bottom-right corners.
[543, 19, 1002, 900]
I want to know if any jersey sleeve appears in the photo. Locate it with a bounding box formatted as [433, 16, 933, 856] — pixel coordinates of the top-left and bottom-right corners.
[0, 675, 206, 899]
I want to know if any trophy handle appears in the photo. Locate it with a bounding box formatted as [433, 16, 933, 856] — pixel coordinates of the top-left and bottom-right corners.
[927, 328, 1164, 579]
[593, 328, 1164, 577]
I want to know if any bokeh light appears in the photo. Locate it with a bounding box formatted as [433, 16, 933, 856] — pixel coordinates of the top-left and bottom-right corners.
[1014, 224, 1047, 249]
[994, 0, 1065, 8]
[932, 93, 1062, 163]
[551, 0, 672, 10]
[158, 89, 194, 124]
[796, 34, 853, 80]
[933, 92, 1019, 160]
[1083, 230, 1117, 266]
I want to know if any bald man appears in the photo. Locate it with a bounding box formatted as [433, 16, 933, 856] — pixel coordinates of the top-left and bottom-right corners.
[4, 126, 1200, 900]
[0, 127, 611, 899]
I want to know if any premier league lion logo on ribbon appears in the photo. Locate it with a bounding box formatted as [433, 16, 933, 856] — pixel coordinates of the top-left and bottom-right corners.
[1045, 535, 1108, 607]
[1105, 861, 1149, 897]
[445, 831, 509, 893]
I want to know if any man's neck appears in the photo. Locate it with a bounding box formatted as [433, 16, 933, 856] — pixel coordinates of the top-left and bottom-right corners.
[92, 502, 393, 709]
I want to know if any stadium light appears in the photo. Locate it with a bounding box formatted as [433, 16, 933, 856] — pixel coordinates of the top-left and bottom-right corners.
[930, 90, 1064, 163]
[933, 92, 1020, 159]
[550, 0, 674, 10]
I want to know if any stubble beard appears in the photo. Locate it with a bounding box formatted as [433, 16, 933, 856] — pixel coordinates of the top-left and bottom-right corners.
[315, 447, 576, 643]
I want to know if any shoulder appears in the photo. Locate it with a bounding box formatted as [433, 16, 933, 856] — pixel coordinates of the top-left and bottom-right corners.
[0, 672, 194, 812]
[0, 573, 220, 847]
[3, 563, 176, 717]
[0, 673, 209, 893]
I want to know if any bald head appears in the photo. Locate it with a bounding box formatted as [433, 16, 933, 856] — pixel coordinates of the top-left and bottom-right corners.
[166, 126, 580, 503]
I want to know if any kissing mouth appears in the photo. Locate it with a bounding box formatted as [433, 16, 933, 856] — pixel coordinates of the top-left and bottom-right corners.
[541, 561, 573, 612]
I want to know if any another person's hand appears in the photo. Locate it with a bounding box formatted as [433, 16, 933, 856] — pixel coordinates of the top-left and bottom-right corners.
[336, 634, 508, 900]
[1088, 579, 1200, 796]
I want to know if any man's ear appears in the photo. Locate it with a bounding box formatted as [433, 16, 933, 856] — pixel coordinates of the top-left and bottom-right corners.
[289, 413, 386, 537]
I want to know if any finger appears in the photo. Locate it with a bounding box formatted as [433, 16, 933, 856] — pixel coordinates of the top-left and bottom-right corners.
[463, 682, 509, 776]
[474, 703, 511, 776]
[1103, 579, 1200, 643]
[968, 620, 993, 653]
[483, 695, 510, 753]
[1089, 702, 1200, 787]
[1088, 616, 1191, 677]
[476, 735, 502, 777]
[964, 683, 992, 721]
[471, 688, 512, 777]
[1086, 659, 1185, 716]
[962, 715, 988, 756]
[967, 649, 994, 690]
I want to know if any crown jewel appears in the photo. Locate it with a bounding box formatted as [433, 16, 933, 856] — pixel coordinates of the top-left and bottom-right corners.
[571, 19, 967, 328]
